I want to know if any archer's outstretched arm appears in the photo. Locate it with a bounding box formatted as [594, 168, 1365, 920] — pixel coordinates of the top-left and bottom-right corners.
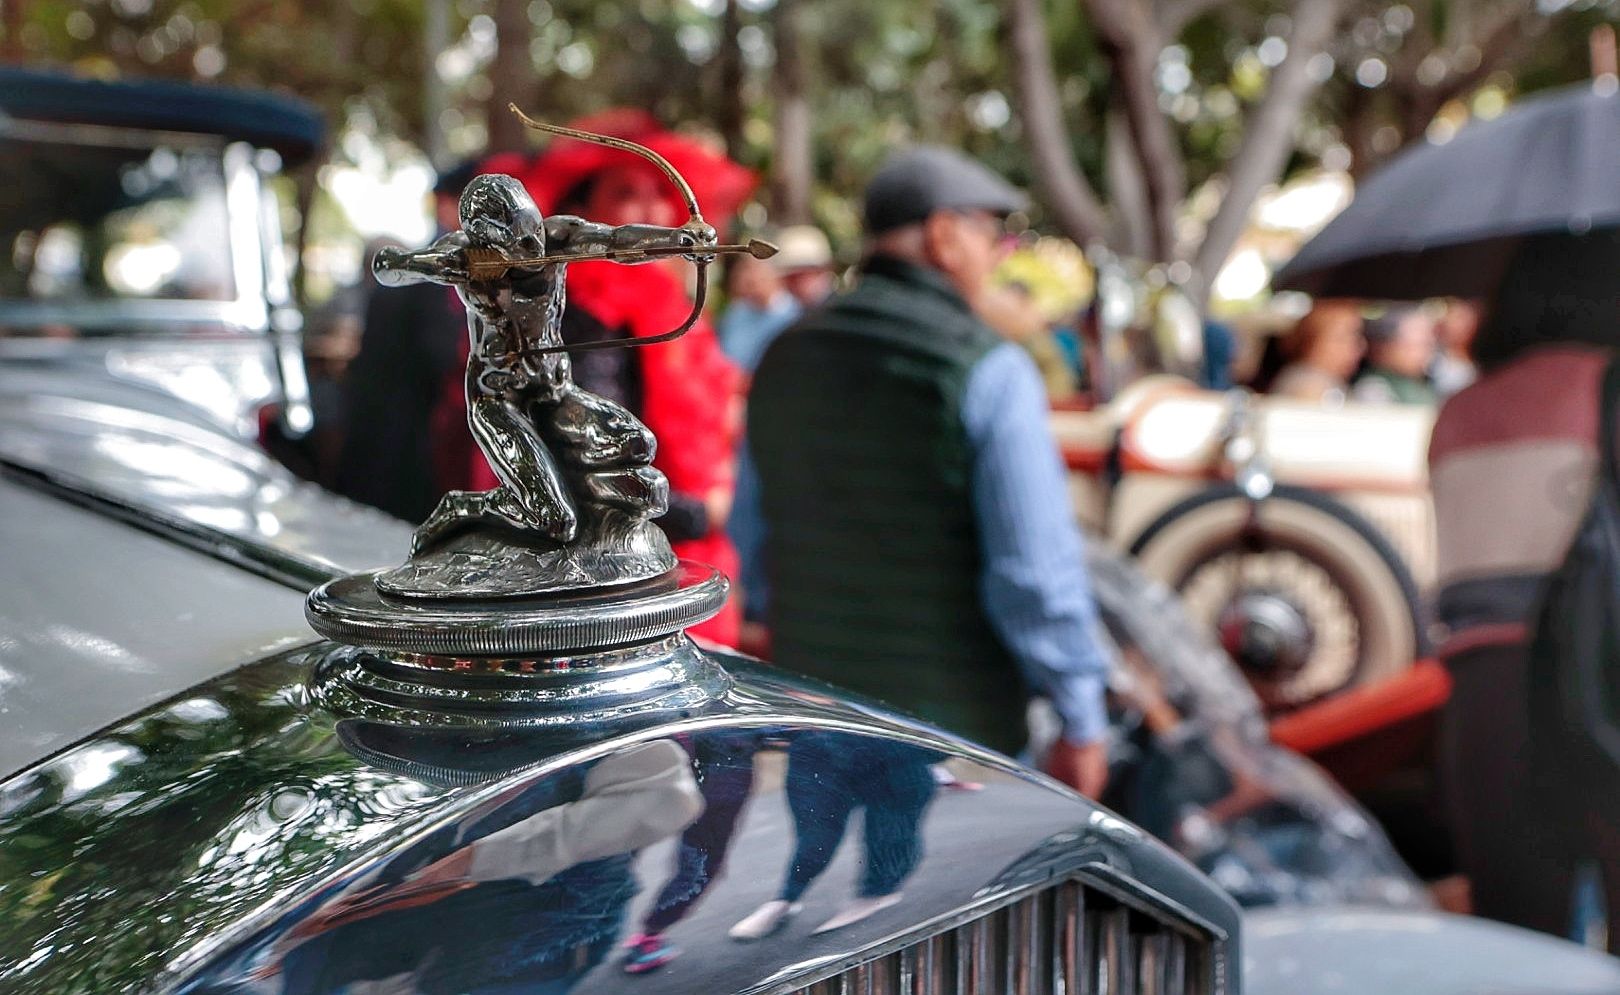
[372, 231, 473, 288]
[543, 215, 717, 262]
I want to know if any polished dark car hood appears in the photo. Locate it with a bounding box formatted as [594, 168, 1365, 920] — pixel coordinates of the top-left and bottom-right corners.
[0, 642, 1240, 994]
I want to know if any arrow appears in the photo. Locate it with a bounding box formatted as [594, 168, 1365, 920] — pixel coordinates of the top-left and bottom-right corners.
[463, 238, 778, 281]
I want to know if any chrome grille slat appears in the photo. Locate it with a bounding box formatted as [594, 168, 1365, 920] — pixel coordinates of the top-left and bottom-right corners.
[1057, 879, 1083, 995]
[784, 877, 1216, 995]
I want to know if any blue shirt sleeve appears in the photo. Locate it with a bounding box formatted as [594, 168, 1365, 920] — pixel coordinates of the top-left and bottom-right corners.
[962, 343, 1115, 744]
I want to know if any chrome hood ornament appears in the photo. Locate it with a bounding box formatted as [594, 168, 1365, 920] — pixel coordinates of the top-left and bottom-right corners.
[307, 113, 772, 700]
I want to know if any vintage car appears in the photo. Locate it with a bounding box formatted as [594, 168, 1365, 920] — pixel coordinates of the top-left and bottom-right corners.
[5, 70, 1620, 995]
[1052, 378, 1435, 715]
[0, 67, 317, 444]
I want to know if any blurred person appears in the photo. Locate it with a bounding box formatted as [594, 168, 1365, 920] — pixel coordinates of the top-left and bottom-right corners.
[475, 111, 754, 646]
[1430, 228, 1620, 945]
[748, 147, 1116, 797]
[1352, 306, 1438, 406]
[717, 250, 800, 373]
[1267, 300, 1364, 404]
[1432, 298, 1483, 398]
[335, 223, 463, 521]
[262, 289, 360, 487]
[1202, 318, 1236, 391]
[715, 251, 801, 642]
[981, 279, 1078, 401]
[772, 223, 837, 308]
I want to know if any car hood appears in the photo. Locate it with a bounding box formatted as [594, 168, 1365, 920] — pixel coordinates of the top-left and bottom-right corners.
[0, 369, 411, 780]
[0, 646, 1242, 994]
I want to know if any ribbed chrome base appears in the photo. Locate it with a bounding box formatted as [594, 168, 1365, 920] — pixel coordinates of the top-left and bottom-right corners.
[306, 561, 728, 657]
[307, 633, 733, 728]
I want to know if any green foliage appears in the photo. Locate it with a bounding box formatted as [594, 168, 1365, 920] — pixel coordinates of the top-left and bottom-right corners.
[6, 0, 1612, 241]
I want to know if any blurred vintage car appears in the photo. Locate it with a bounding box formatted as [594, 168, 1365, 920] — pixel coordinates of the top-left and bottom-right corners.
[4, 70, 1618, 995]
[1053, 374, 1436, 717]
[0, 67, 317, 446]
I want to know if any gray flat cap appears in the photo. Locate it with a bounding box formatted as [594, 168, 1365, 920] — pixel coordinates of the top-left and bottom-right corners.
[863, 146, 1028, 234]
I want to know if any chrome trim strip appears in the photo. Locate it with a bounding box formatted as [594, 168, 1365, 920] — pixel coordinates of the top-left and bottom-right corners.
[0, 455, 332, 591]
[1, 392, 281, 468]
[0, 299, 258, 329]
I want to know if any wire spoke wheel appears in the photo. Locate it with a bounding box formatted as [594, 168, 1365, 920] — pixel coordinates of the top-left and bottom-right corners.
[1129, 484, 1426, 714]
[1181, 547, 1359, 709]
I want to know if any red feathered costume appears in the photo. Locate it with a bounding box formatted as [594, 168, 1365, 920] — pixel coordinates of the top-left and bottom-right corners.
[436, 112, 751, 646]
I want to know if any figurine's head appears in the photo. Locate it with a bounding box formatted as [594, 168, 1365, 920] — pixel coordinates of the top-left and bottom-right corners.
[459, 174, 546, 257]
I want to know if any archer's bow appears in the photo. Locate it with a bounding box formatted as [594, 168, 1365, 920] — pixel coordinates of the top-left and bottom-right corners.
[508, 104, 717, 355]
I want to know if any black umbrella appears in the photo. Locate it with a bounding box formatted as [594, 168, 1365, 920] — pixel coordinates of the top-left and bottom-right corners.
[1274, 82, 1620, 301]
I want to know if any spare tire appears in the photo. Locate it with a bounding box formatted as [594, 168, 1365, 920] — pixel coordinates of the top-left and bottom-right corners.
[1126, 484, 1427, 712]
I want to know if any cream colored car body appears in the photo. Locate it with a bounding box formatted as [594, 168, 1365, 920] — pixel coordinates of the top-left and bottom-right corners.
[1052, 377, 1437, 695]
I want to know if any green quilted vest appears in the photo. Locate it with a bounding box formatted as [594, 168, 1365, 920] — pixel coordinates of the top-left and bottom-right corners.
[748, 256, 1026, 754]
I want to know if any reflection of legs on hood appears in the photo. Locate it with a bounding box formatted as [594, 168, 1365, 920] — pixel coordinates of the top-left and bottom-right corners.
[780, 752, 859, 903]
[631, 736, 761, 964]
[812, 754, 936, 935]
[729, 744, 855, 941]
[858, 758, 934, 897]
[727, 898, 803, 941]
[811, 893, 903, 935]
[641, 752, 755, 932]
[624, 764, 754, 971]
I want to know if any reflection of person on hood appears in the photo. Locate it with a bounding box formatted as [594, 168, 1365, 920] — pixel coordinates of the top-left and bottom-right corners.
[729, 732, 939, 940]
[265, 740, 702, 994]
[620, 730, 766, 974]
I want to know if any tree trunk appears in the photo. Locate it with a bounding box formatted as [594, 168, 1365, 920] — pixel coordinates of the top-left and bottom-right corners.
[486, 0, 532, 154]
[1190, 0, 1341, 304]
[1084, 0, 1185, 261]
[770, 0, 813, 224]
[422, 0, 452, 169]
[1340, 82, 1380, 181]
[3, 0, 25, 62]
[1003, 0, 1109, 247]
[1105, 105, 1152, 258]
[716, 0, 747, 161]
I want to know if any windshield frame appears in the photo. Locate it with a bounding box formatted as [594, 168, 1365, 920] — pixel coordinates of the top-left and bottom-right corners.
[0, 116, 272, 336]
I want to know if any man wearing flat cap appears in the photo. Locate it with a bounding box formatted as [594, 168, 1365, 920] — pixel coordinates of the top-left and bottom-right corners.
[748, 147, 1115, 797]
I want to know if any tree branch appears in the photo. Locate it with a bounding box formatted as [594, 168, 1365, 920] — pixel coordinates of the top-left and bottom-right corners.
[1155, 0, 1226, 39]
[1191, 0, 1342, 302]
[1105, 107, 1153, 257]
[716, 0, 747, 161]
[486, 0, 532, 154]
[1386, 1, 1541, 167]
[1003, 0, 1111, 247]
[1085, 0, 1186, 261]
[1430, 5, 1539, 106]
[769, 0, 814, 223]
